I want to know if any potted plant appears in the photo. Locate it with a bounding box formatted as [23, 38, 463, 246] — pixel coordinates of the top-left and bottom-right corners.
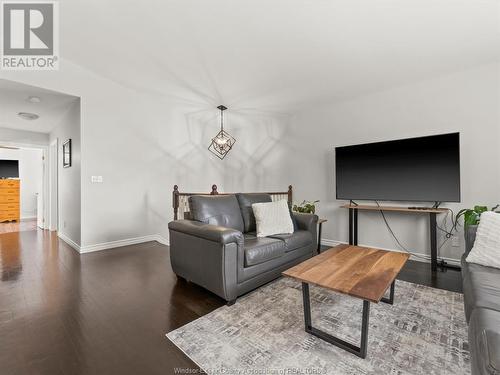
[455, 205, 499, 243]
[292, 200, 319, 214]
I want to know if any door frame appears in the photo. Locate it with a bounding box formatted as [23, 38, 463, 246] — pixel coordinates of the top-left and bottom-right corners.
[0, 140, 52, 229]
[48, 138, 58, 231]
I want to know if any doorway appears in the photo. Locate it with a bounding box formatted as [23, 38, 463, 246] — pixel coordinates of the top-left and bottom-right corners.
[0, 79, 80, 248]
[0, 145, 45, 234]
[0, 142, 45, 233]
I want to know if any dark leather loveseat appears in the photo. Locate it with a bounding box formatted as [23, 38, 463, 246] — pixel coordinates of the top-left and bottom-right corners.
[462, 226, 500, 375]
[168, 193, 318, 304]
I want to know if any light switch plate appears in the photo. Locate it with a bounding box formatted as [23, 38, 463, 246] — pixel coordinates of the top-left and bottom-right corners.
[91, 176, 103, 183]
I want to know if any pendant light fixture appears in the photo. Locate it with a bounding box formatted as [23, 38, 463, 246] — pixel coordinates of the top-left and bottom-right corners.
[208, 105, 236, 160]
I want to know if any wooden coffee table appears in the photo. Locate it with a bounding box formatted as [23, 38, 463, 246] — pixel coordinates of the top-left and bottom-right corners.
[283, 244, 409, 358]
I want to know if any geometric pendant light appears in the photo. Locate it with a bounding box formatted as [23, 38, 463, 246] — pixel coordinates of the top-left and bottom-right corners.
[208, 105, 236, 160]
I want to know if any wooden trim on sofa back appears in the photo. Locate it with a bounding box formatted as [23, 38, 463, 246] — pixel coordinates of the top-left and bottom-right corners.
[172, 184, 293, 220]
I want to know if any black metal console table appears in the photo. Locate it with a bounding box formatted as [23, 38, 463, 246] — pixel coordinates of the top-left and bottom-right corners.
[341, 204, 454, 272]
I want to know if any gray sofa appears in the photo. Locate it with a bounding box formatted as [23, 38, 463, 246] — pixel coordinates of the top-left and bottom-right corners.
[462, 225, 500, 375]
[168, 193, 318, 304]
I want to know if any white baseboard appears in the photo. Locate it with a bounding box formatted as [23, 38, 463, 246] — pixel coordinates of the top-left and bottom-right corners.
[59, 231, 460, 266]
[21, 215, 37, 220]
[320, 238, 343, 247]
[79, 234, 169, 254]
[320, 238, 462, 267]
[58, 232, 81, 252]
[155, 235, 169, 246]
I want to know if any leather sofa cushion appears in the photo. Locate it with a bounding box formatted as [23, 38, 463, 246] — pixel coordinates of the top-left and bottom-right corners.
[244, 237, 285, 267]
[469, 308, 500, 375]
[268, 230, 313, 252]
[236, 193, 272, 233]
[189, 195, 244, 232]
[462, 259, 500, 322]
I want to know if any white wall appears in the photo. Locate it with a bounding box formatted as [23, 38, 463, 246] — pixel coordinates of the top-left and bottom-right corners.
[221, 110, 293, 191]
[226, 63, 500, 262]
[76, 86, 225, 247]
[50, 100, 81, 246]
[0, 148, 43, 219]
[0, 127, 49, 146]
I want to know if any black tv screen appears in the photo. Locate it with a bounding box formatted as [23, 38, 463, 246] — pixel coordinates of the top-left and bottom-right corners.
[0, 160, 19, 178]
[335, 133, 461, 202]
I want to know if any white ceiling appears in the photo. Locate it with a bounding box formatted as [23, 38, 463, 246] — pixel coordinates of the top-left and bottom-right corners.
[0, 79, 78, 133]
[60, 0, 500, 110]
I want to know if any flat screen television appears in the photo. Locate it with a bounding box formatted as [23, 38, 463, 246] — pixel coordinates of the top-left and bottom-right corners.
[335, 133, 460, 202]
[0, 160, 20, 178]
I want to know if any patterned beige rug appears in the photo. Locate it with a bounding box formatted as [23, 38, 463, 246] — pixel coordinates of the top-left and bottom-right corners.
[167, 278, 469, 374]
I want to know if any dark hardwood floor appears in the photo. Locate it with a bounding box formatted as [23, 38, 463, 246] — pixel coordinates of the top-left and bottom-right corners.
[0, 231, 462, 374]
[0, 230, 223, 375]
[319, 244, 463, 293]
[397, 257, 462, 293]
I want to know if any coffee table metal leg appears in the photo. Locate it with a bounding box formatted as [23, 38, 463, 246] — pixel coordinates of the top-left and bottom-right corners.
[301, 282, 370, 359]
[317, 222, 323, 254]
[381, 280, 395, 305]
[302, 282, 312, 330]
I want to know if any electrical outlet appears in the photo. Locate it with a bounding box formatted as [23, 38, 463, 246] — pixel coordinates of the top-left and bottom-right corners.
[452, 235, 460, 247]
[91, 176, 103, 183]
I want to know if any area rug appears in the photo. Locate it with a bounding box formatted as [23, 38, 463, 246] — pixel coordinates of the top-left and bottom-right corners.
[167, 278, 469, 374]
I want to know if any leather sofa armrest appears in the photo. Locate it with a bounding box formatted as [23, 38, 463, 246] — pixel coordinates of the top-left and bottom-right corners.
[292, 212, 319, 232]
[168, 220, 244, 246]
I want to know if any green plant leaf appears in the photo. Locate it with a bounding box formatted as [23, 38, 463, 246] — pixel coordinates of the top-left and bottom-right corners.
[293, 199, 318, 214]
[455, 205, 496, 227]
[464, 211, 480, 226]
[474, 206, 488, 214]
[454, 209, 468, 223]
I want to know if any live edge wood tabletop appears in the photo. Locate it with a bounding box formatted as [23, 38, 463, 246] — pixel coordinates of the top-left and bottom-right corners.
[283, 244, 410, 303]
[0, 179, 20, 222]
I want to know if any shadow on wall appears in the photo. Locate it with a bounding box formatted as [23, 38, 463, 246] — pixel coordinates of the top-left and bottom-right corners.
[108, 56, 313, 232]
[223, 111, 290, 190]
[135, 104, 307, 232]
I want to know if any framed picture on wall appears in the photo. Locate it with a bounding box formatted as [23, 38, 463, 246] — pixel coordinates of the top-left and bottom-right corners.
[63, 139, 72, 168]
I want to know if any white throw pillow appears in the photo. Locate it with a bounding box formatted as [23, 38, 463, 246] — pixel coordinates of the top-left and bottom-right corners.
[252, 199, 294, 238]
[466, 211, 500, 269]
